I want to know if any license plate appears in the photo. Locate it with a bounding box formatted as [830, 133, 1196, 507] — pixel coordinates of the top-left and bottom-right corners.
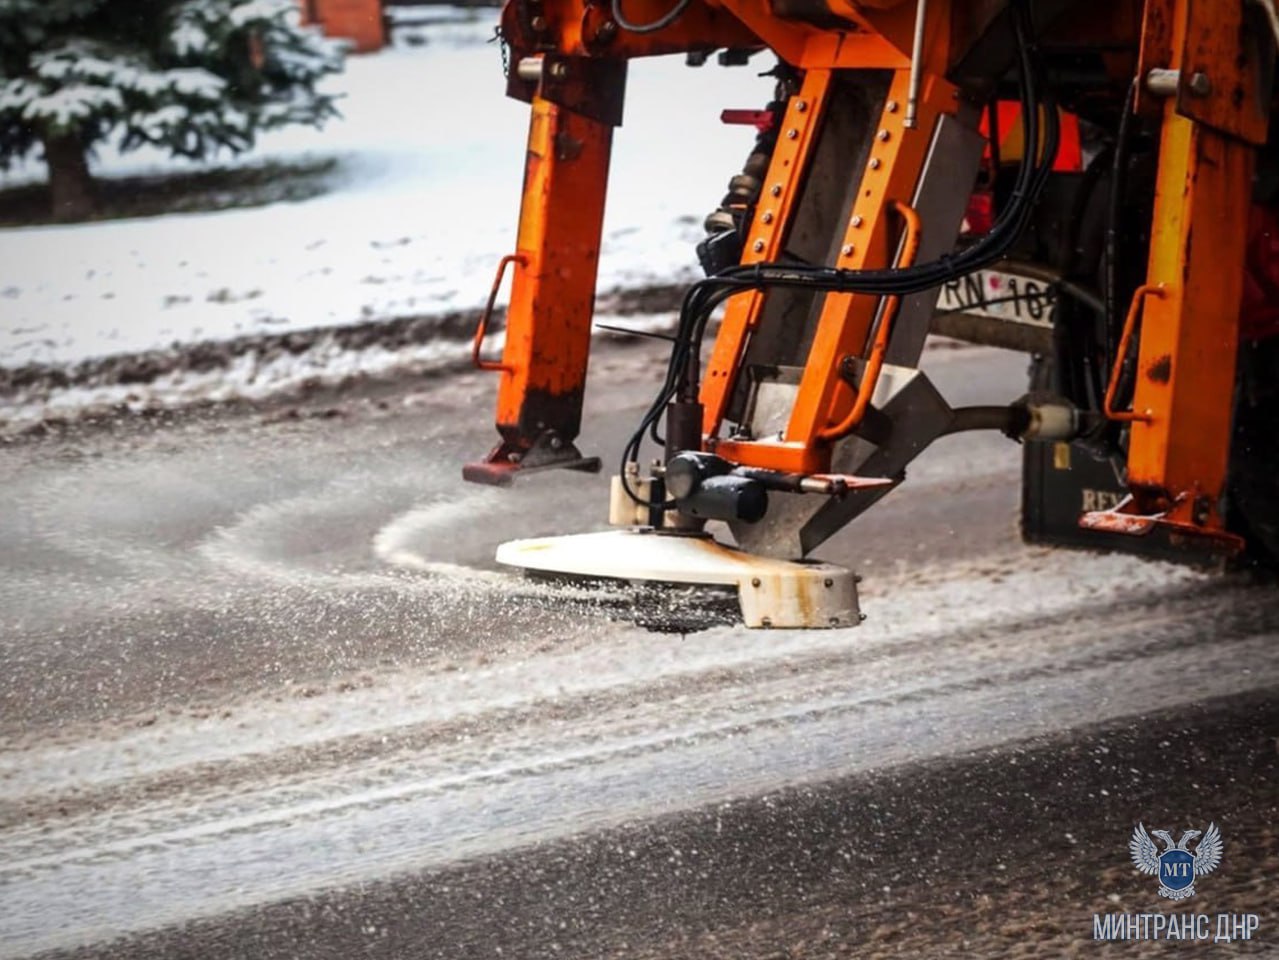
[936, 269, 1057, 327]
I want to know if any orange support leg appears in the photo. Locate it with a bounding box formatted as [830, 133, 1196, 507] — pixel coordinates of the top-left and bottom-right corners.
[1128, 114, 1251, 537]
[1080, 0, 1268, 553]
[1082, 111, 1254, 552]
[465, 95, 615, 485]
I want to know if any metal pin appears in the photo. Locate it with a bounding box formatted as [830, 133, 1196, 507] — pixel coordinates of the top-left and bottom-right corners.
[905, 0, 927, 128]
[516, 57, 544, 82]
[1146, 68, 1180, 97]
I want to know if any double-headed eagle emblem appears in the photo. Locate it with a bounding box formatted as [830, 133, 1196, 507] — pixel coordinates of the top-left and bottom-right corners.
[1130, 822, 1223, 900]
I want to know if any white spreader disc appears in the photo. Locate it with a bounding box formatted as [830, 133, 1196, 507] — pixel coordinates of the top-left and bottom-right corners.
[495, 529, 860, 629]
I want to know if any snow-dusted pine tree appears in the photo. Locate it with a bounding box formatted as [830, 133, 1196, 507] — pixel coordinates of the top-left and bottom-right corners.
[0, 0, 343, 220]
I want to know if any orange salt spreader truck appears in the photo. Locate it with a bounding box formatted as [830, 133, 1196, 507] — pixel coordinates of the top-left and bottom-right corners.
[462, 0, 1279, 628]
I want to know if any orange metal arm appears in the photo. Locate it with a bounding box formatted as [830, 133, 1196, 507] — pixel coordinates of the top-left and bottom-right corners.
[818, 199, 921, 442]
[710, 68, 959, 477]
[464, 92, 618, 483]
[1078, 0, 1266, 552]
[699, 68, 836, 439]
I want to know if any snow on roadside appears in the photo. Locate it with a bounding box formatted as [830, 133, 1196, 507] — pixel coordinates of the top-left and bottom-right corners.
[0, 10, 772, 387]
[0, 307, 676, 424]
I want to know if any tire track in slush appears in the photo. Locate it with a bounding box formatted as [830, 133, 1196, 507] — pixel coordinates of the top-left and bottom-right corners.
[2, 521, 1276, 957]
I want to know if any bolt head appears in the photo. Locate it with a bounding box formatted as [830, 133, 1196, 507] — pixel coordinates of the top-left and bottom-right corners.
[850, 215, 863, 228]
[530, 15, 547, 30]
[795, 100, 807, 112]
[751, 577, 761, 587]
[886, 99, 899, 113]
[869, 158, 881, 170]
[876, 129, 890, 141]
[786, 128, 798, 140]
[752, 239, 765, 252]
[1189, 72, 1212, 96]
[770, 184, 782, 197]
[761, 211, 774, 224]
[841, 243, 854, 256]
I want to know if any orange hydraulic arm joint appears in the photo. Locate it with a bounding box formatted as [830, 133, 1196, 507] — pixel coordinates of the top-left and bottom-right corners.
[463, 54, 626, 486]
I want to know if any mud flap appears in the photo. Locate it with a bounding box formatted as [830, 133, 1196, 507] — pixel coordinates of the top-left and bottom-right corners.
[1020, 437, 1135, 553]
[1019, 401, 1234, 565]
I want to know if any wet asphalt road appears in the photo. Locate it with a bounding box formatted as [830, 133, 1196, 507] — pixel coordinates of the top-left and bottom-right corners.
[1, 339, 1276, 958]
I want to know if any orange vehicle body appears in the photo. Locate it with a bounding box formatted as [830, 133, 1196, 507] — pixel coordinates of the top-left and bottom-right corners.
[466, 0, 1277, 563]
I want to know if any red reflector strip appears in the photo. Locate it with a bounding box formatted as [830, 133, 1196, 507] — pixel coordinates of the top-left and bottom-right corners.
[720, 109, 774, 132]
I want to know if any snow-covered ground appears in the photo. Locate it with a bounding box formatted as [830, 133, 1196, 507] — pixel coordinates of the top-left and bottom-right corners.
[0, 10, 772, 379]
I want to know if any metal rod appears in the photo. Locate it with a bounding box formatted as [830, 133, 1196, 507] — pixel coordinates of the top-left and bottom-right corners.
[904, 0, 928, 128]
[1103, 283, 1164, 423]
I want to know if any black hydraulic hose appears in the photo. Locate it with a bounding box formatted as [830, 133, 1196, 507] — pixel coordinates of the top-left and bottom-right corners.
[1062, 144, 1112, 285]
[619, 0, 1058, 506]
[939, 405, 1023, 437]
[1056, 145, 1112, 400]
[987, 98, 1002, 201]
[1058, 278, 1106, 317]
[611, 0, 693, 33]
[1105, 79, 1137, 368]
[680, 1, 1057, 303]
[673, 8, 1059, 367]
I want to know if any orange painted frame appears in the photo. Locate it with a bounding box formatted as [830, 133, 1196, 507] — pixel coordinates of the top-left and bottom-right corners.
[699, 68, 836, 439]
[709, 68, 960, 475]
[1097, 0, 1264, 542]
[1123, 109, 1253, 530]
[486, 0, 959, 478]
[491, 97, 615, 448]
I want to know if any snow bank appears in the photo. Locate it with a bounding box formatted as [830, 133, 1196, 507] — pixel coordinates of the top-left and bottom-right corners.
[0, 10, 772, 375]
